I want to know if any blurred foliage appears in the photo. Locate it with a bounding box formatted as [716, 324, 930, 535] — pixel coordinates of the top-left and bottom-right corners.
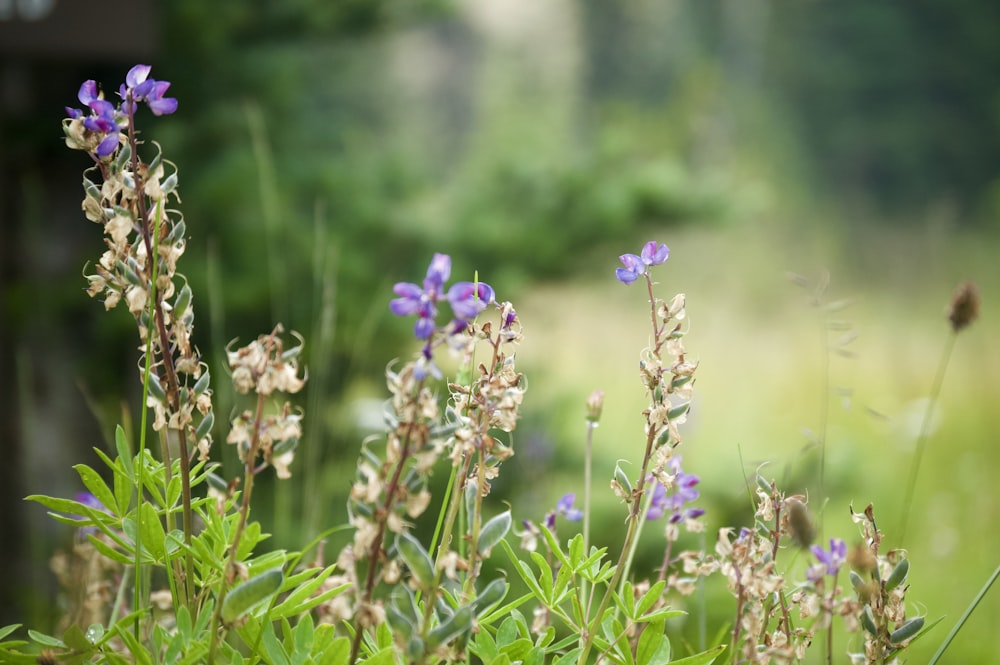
[768, 0, 1000, 222]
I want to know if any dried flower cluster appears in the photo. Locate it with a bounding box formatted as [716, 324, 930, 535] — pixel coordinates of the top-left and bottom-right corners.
[226, 328, 307, 478]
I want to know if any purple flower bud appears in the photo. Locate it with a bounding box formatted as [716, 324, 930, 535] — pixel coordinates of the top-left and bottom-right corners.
[425, 253, 451, 289]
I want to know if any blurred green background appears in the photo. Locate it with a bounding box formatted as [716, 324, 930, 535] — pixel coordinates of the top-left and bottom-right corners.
[2, 0, 999, 661]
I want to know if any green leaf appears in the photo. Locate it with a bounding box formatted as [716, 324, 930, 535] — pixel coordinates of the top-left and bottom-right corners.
[0, 625, 21, 642]
[636, 620, 670, 665]
[496, 617, 519, 648]
[529, 551, 555, 603]
[553, 647, 584, 665]
[140, 502, 167, 562]
[568, 534, 585, 568]
[635, 580, 666, 618]
[615, 580, 637, 620]
[668, 644, 727, 665]
[261, 621, 291, 665]
[314, 628, 350, 665]
[75, 463, 118, 515]
[539, 524, 572, 569]
[87, 532, 135, 565]
[375, 620, 394, 649]
[115, 426, 134, 477]
[500, 540, 547, 601]
[61, 624, 90, 651]
[293, 613, 315, 657]
[28, 628, 66, 649]
[359, 646, 396, 665]
[471, 625, 499, 661]
[113, 463, 133, 516]
[270, 566, 348, 620]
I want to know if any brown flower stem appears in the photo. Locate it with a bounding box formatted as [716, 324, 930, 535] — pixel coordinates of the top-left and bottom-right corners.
[348, 378, 426, 665]
[126, 106, 197, 610]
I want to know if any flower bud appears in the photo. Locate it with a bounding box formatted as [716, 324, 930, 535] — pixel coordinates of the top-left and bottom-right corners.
[947, 280, 979, 332]
[585, 390, 604, 424]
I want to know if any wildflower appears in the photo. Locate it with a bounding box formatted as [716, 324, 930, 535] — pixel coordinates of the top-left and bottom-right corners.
[65, 65, 176, 159]
[389, 253, 494, 340]
[120, 64, 178, 116]
[615, 241, 670, 284]
[808, 537, 847, 582]
[544, 493, 584, 529]
[65, 82, 123, 157]
[646, 457, 704, 524]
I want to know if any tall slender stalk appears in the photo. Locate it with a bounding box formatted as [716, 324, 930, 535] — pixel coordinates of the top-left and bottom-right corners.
[898, 331, 956, 545]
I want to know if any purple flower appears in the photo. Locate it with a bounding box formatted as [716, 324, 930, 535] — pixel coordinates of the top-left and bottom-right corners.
[615, 241, 670, 284]
[120, 64, 177, 116]
[808, 538, 847, 582]
[646, 456, 704, 525]
[389, 253, 494, 340]
[66, 65, 177, 159]
[544, 493, 584, 530]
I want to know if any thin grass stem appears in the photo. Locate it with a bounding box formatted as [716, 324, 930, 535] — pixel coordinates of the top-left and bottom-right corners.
[899, 331, 956, 545]
[928, 563, 1000, 665]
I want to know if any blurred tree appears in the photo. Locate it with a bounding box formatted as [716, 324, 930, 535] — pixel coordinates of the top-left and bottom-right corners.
[768, 0, 1000, 222]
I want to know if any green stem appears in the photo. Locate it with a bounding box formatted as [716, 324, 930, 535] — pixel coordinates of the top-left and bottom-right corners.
[899, 331, 956, 545]
[581, 420, 595, 609]
[208, 390, 267, 664]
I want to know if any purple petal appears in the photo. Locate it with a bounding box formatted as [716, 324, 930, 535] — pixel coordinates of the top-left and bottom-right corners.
[389, 297, 419, 316]
[556, 493, 576, 513]
[96, 134, 121, 157]
[66, 107, 83, 119]
[616, 268, 639, 284]
[76, 492, 104, 510]
[640, 241, 669, 266]
[88, 99, 117, 118]
[132, 79, 156, 99]
[126, 64, 151, 88]
[78, 80, 99, 105]
[448, 282, 489, 319]
[619, 253, 643, 271]
[148, 96, 178, 115]
[413, 316, 436, 340]
[564, 508, 583, 522]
